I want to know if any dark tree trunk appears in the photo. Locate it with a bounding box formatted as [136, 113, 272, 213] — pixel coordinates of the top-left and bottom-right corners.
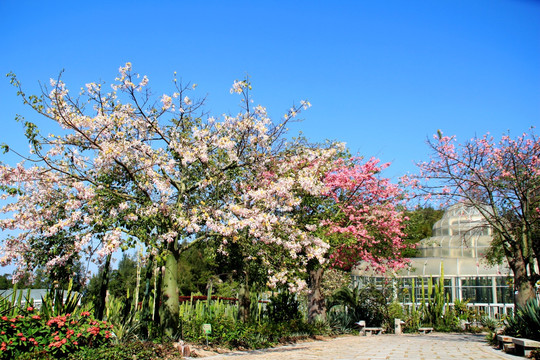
[512, 256, 536, 308]
[238, 278, 251, 323]
[506, 237, 538, 308]
[140, 254, 155, 339]
[95, 254, 111, 320]
[308, 267, 326, 323]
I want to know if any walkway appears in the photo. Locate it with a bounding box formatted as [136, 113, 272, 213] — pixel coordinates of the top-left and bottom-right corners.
[197, 333, 520, 360]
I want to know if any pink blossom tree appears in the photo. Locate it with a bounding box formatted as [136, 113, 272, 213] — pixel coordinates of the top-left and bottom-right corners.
[257, 151, 408, 322]
[411, 129, 540, 307]
[0, 65, 323, 336]
[305, 157, 408, 322]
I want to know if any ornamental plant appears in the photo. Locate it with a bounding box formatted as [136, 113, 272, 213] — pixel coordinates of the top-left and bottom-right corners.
[0, 307, 113, 359]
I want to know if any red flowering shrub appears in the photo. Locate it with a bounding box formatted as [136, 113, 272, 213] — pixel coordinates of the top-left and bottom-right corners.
[0, 307, 113, 359]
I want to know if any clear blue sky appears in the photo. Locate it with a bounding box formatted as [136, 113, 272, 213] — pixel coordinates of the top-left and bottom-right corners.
[1, 1, 539, 179]
[0, 1, 539, 276]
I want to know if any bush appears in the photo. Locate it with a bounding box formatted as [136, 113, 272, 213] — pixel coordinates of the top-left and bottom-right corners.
[327, 285, 387, 329]
[66, 342, 171, 360]
[266, 292, 301, 323]
[0, 307, 113, 359]
[504, 299, 540, 341]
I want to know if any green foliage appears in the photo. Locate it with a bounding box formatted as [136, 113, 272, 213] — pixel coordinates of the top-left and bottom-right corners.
[107, 255, 138, 302]
[178, 293, 324, 350]
[64, 342, 171, 360]
[0, 307, 113, 359]
[40, 281, 81, 319]
[0, 276, 13, 290]
[104, 294, 142, 343]
[480, 315, 500, 332]
[178, 243, 218, 296]
[0, 284, 28, 318]
[266, 292, 301, 323]
[328, 285, 389, 329]
[421, 275, 445, 327]
[85, 254, 138, 308]
[402, 207, 444, 257]
[327, 307, 356, 333]
[179, 296, 238, 342]
[504, 299, 540, 341]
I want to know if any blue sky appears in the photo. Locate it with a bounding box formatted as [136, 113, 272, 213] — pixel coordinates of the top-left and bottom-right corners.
[1, 1, 539, 179]
[0, 1, 539, 275]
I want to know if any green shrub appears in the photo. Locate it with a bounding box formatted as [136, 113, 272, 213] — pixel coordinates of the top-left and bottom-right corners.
[504, 299, 540, 341]
[66, 342, 165, 360]
[0, 307, 113, 359]
[266, 292, 301, 323]
[328, 285, 387, 329]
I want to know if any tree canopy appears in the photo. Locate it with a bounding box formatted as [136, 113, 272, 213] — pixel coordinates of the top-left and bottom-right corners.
[0, 64, 410, 334]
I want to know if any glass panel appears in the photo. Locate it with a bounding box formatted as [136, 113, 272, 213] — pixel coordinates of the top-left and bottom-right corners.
[461, 277, 493, 303]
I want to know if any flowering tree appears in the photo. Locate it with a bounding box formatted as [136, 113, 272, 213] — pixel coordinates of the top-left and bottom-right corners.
[304, 157, 408, 322]
[256, 150, 408, 322]
[0, 64, 324, 336]
[0, 63, 410, 333]
[411, 129, 540, 307]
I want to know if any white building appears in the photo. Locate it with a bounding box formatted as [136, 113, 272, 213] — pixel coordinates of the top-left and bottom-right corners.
[352, 203, 514, 317]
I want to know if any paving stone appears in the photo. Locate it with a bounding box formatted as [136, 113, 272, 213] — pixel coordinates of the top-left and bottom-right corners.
[196, 333, 520, 360]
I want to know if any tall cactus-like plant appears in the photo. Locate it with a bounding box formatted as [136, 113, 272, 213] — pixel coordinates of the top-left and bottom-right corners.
[422, 264, 447, 328]
[408, 278, 420, 329]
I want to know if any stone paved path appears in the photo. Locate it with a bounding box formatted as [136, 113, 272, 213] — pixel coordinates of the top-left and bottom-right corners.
[197, 333, 521, 360]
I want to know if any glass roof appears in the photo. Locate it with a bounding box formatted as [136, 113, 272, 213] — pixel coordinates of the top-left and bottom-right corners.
[417, 203, 493, 258]
[352, 203, 511, 277]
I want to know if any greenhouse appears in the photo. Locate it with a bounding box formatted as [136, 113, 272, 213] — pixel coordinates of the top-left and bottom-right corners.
[351, 203, 514, 317]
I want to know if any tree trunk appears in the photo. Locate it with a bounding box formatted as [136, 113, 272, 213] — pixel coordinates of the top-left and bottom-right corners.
[95, 254, 111, 320]
[160, 241, 180, 339]
[238, 282, 251, 323]
[513, 257, 536, 308]
[308, 267, 326, 323]
[140, 254, 154, 339]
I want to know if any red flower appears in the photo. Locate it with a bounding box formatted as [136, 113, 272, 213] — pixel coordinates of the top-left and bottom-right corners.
[87, 326, 101, 336]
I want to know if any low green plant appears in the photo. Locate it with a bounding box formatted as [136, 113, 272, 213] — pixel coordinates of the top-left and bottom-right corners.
[66, 341, 171, 360]
[266, 292, 301, 323]
[40, 280, 81, 319]
[104, 293, 142, 343]
[504, 299, 540, 341]
[327, 285, 387, 329]
[0, 307, 113, 359]
[480, 315, 499, 331]
[327, 307, 355, 333]
[0, 285, 33, 319]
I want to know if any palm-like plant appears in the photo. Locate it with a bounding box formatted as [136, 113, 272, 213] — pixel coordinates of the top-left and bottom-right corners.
[504, 299, 540, 341]
[327, 285, 386, 329]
